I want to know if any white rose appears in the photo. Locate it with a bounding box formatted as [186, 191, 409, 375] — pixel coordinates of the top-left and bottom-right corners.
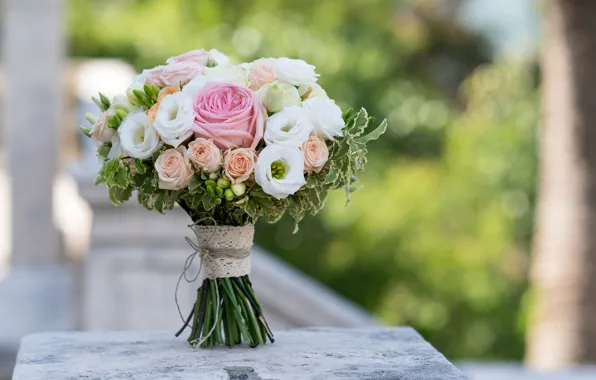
[118, 111, 161, 159]
[153, 92, 194, 148]
[298, 82, 327, 100]
[182, 65, 248, 96]
[255, 144, 306, 199]
[264, 106, 313, 147]
[256, 81, 301, 113]
[90, 111, 115, 143]
[302, 96, 344, 140]
[275, 58, 319, 86]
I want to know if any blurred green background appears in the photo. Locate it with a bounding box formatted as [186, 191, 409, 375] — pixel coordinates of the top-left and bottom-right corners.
[69, 0, 538, 360]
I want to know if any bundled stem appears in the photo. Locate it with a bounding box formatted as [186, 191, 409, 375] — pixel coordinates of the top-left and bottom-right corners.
[181, 277, 273, 348]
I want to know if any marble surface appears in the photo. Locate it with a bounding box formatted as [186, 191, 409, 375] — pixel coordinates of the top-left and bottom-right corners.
[13, 327, 467, 380]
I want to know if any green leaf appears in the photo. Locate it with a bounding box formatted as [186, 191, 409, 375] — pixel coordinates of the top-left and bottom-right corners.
[97, 142, 112, 160]
[355, 118, 388, 143]
[249, 186, 269, 198]
[325, 167, 340, 184]
[134, 159, 148, 175]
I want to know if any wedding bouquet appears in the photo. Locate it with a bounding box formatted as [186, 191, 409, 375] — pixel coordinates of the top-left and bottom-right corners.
[81, 48, 386, 348]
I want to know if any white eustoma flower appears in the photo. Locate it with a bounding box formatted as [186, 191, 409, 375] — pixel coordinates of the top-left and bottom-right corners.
[275, 58, 319, 86]
[107, 134, 124, 159]
[255, 144, 306, 199]
[182, 65, 248, 96]
[118, 111, 161, 159]
[153, 92, 194, 147]
[264, 106, 313, 147]
[256, 81, 301, 113]
[302, 96, 344, 140]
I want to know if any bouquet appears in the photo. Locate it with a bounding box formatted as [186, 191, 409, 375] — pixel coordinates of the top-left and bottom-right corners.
[80, 48, 387, 348]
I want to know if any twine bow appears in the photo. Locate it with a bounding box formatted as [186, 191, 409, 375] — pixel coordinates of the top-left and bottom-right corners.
[174, 219, 221, 347]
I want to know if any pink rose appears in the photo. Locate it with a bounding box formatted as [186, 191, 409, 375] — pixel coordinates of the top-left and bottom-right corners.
[187, 138, 222, 173]
[302, 135, 329, 173]
[192, 82, 265, 150]
[155, 146, 195, 190]
[223, 148, 256, 184]
[249, 59, 276, 90]
[145, 62, 203, 87]
[166, 49, 229, 66]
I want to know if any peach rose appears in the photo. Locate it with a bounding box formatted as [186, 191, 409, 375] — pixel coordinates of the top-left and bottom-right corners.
[187, 138, 222, 173]
[147, 86, 180, 121]
[145, 62, 203, 87]
[249, 58, 276, 90]
[302, 135, 329, 173]
[223, 148, 256, 184]
[155, 146, 194, 190]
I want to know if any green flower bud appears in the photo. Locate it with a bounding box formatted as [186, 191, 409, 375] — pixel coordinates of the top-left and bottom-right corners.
[208, 173, 219, 180]
[215, 186, 224, 197]
[215, 197, 222, 204]
[92, 96, 107, 111]
[231, 183, 246, 196]
[84, 112, 98, 124]
[79, 125, 92, 137]
[205, 180, 217, 188]
[206, 186, 216, 198]
[217, 178, 231, 189]
[99, 92, 111, 109]
[224, 189, 234, 201]
[115, 108, 128, 120]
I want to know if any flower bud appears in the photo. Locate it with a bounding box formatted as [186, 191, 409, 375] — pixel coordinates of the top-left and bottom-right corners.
[231, 183, 246, 196]
[256, 81, 301, 113]
[115, 108, 128, 120]
[84, 112, 98, 124]
[217, 178, 231, 189]
[224, 188, 234, 201]
[79, 125, 92, 137]
[205, 179, 217, 189]
[208, 173, 219, 180]
[215, 186, 224, 197]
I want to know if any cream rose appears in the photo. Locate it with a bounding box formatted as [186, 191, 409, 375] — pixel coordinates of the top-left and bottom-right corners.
[302, 135, 329, 173]
[90, 111, 115, 143]
[223, 148, 256, 184]
[249, 58, 276, 90]
[155, 146, 194, 190]
[187, 138, 222, 173]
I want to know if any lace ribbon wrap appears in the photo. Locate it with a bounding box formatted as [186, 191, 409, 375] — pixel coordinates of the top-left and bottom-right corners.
[191, 224, 254, 279]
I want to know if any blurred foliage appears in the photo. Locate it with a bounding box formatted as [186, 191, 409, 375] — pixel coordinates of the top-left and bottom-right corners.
[69, 0, 538, 360]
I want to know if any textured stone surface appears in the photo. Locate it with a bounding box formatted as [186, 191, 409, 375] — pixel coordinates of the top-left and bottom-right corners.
[13, 328, 467, 380]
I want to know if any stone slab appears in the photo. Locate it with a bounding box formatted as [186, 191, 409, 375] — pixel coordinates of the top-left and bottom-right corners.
[0, 266, 74, 380]
[13, 327, 467, 380]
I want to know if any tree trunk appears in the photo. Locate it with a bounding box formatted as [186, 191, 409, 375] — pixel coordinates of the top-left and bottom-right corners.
[527, 0, 596, 369]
